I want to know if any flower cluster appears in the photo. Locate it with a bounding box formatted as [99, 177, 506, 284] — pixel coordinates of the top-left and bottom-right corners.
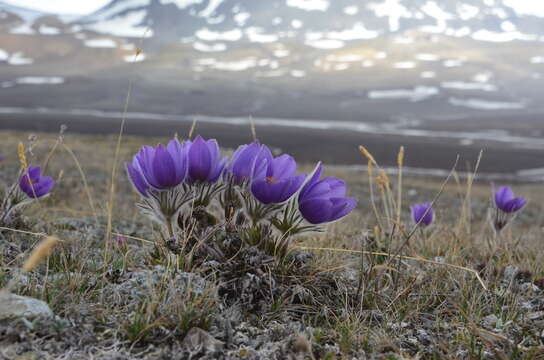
[126, 135, 357, 253]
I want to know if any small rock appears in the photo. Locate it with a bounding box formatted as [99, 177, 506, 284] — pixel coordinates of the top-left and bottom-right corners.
[416, 329, 431, 346]
[481, 314, 499, 329]
[183, 327, 224, 353]
[527, 311, 544, 321]
[405, 336, 419, 347]
[503, 265, 519, 284]
[0, 292, 53, 320]
[519, 282, 540, 293]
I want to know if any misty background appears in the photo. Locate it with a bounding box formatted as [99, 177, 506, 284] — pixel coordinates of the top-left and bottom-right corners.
[1, 0, 544, 177]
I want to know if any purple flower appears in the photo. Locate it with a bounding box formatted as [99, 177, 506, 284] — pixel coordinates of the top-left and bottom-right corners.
[494, 186, 526, 213]
[251, 154, 306, 204]
[127, 139, 188, 192]
[116, 235, 127, 245]
[185, 135, 227, 183]
[227, 141, 272, 184]
[19, 165, 54, 199]
[298, 163, 357, 224]
[492, 185, 526, 232]
[411, 202, 434, 227]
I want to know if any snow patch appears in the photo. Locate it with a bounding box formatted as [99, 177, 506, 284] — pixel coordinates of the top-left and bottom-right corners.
[367, 0, 412, 32]
[449, 98, 525, 110]
[84, 38, 118, 48]
[87, 0, 150, 21]
[0, 49, 9, 62]
[327, 23, 379, 40]
[199, 0, 224, 17]
[305, 39, 345, 49]
[193, 41, 227, 52]
[326, 54, 362, 62]
[420, 71, 436, 78]
[10, 24, 35, 35]
[196, 28, 242, 41]
[394, 61, 416, 69]
[39, 24, 61, 35]
[441, 81, 497, 92]
[415, 53, 439, 61]
[8, 52, 33, 65]
[421, 1, 453, 33]
[234, 12, 250, 26]
[286, 0, 329, 12]
[291, 19, 303, 29]
[343, 6, 359, 15]
[457, 4, 479, 20]
[471, 29, 537, 42]
[159, 0, 203, 9]
[290, 70, 306, 77]
[124, 53, 146, 63]
[368, 86, 439, 102]
[443, 59, 463, 67]
[273, 49, 290, 58]
[472, 72, 493, 83]
[85, 10, 152, 38]
[211, 58, 257, 71]
[16, 77, 64, 85]
[503, 0, 544, 18]
[245, 27, 279, 43]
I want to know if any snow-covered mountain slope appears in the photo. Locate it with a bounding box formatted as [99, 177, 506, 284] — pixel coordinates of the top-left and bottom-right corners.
[0, 1, 47, 22]
[70, 0, 544, 46]
[3, 0, 544, 47]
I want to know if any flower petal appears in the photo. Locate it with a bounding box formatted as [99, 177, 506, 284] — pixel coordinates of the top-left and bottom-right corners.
[270, 154, 297, 179]
[504, 197, 527, 213]
[495, 186, 514, 211]
[126, 161, 149, 196]
[299, 198, 334, 224]
[152, 145, 179, 188]
[329, 197, 357, 222]
[188, 136, 212, 181]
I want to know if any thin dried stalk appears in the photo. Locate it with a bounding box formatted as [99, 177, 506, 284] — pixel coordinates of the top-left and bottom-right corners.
[295, 245, 488, 291]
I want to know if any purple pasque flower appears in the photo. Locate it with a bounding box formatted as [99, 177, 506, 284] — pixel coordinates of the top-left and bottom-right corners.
[185, 135, 227, 183]
[411, 202, 434, 227]
[492, 185, 526, 231]
[19, 165, 54, 199]
[298, 163, 357, 224]
[116, 235, 127, 246]
[128, 139, 188, 191]
[227, 141, 272, 184]
[251, 154, 306, 205]
[494, 186, 527, 213]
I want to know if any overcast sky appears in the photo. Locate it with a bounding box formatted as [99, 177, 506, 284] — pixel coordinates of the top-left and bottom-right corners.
[4, 0, 111, 14]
